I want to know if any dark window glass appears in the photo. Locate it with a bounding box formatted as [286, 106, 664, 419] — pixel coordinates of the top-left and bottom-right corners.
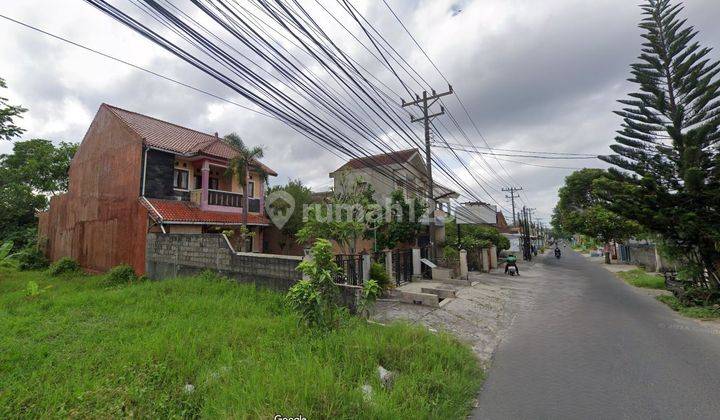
[209, 178, 219, 190]
[195, 175, 202, 189]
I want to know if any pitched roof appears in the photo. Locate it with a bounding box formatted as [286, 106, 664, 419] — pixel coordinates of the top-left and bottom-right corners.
[104, 104, 277, 176]
[142, 198, 270, 226]
[333, 149, 420, 172]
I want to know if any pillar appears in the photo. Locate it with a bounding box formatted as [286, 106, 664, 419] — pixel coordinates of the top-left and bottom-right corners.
[362, 253, 371, 282]
[200, 160, 210, 209]
[459, 249, 468, 279]
[384, 249, 393, 281]
[481, 248, 490, 272]
[412, 248, 421, 276]
[490, 246, 498, 269]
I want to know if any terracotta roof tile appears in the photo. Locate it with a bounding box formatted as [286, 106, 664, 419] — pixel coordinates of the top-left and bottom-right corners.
[142, 198, 270, 226]
[104, 104, 276, 175]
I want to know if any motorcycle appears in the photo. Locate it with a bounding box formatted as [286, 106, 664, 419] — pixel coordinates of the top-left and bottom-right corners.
[554, 248, 561, 259]
[507, 265, 518, 276]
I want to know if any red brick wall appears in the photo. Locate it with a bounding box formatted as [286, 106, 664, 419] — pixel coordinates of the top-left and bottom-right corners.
[39, 105, 148, 274]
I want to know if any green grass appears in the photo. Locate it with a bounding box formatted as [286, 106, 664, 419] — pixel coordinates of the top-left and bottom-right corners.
[656, 295, 720, 320]
[617, 269, 665, 289]
[0, 268, 482, 418]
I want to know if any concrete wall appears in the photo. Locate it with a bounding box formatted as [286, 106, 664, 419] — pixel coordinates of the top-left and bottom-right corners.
[146, 233, 363, 312]
[628, 243, 673, 272]
[146, 233, 302, 290]
[38, 104, 148, 274]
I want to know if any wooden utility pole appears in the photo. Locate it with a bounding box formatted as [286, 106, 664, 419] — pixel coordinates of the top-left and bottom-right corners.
[502, 186, 523, 226]
[402, 85, 453, 260]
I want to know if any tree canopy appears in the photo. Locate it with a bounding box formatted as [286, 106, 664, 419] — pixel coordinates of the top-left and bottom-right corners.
[551, 169, 641, 244]
[0, 77, 26, 141]
[598, 0, 720, 285]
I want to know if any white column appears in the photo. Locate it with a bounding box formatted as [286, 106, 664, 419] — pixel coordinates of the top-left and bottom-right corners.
[490, 246, 498, 269]
[459, 249, 468, 279]
[384, 250, 393, 280]
[412, 248, 421, 276]
[362, 253, 371, 282]
[481, 248, 490, 272]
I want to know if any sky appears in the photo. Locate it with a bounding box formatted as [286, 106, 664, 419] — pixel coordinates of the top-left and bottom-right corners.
[1, 0, 719, 223]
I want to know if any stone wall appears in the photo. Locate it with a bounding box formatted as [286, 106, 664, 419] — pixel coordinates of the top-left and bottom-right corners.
[145, 233, 363, 311]
[627, 243, 673, 272]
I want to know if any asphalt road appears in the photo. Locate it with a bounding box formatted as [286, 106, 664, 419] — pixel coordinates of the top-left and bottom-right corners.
[473, 249, 720, 419]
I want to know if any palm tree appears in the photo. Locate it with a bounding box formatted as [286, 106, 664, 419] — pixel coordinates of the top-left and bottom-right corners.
[224, 133, 268, 251]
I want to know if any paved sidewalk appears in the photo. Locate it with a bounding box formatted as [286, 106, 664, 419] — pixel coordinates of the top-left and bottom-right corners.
[372, 264, 542, 366]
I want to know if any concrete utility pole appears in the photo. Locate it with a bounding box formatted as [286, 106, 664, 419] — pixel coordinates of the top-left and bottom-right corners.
[502, 186, 523, 226]
[402, 85, 453, 260]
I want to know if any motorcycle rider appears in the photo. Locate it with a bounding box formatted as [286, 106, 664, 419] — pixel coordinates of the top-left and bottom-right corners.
[554, 246, 562, 258]
[505, 254, 519, 275]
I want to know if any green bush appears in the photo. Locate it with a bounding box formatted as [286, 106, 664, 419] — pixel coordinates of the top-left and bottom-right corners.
[287, 239, 341, 328]
[369, 261, 391, 290]
[47, 257, 80, 276]
[17, 247, 49, 270]
[103, 264, 139, 286]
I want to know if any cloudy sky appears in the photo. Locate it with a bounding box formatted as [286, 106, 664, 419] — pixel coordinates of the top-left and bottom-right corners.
[1, 0, 719, 222]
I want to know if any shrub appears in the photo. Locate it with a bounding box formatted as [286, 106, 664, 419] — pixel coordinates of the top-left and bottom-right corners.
[198, 268, 223, 282]
[47, 257, 80, 276]
[443, 246, 459, 261]
[358, 279, 382, 317]
[103, 264, 139, 286]
[287, 239, 341, 328]
[17, 247, 49, 271]
[369, 262, 391, 290]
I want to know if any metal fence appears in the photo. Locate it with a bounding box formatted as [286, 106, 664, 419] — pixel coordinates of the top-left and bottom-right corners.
[392, 249, 414, 286]
[334, 254, 364, 286]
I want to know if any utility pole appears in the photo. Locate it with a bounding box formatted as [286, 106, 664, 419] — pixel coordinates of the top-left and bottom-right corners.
[402, 85, 453, 260]
[502, 187, 523, 226]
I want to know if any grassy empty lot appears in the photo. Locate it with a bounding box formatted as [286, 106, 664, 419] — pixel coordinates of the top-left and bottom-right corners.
[656, 295, 720, 320]
[0, 268, 482, 418]
[617, 269, 665, 289]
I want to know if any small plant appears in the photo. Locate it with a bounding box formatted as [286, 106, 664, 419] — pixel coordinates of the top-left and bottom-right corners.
[25, 281, 51, 298]
[198, 269, 223, 282]
[17, 247, 49, 270]
[358, 279, 382, 318]
[103, 264, 138, 286]
[221, 229, 235, 238]
[47, 257, 80, 276]
[443, 246, 459, 261]
[369, 262, 391, 290]
[286, 239, 341, 328]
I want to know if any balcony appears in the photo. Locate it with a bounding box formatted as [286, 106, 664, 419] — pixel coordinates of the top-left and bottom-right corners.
[190, 189, 261, 213]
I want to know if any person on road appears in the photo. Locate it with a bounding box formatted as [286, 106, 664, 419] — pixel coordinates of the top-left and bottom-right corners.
[554, 247, 562, 258]
[505, 254, 519, 275]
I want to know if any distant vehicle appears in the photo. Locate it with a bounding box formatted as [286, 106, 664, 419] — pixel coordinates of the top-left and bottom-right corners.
[555, 247, 562, 259]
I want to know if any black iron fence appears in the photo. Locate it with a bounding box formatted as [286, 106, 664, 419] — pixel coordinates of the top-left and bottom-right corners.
[392, 249, 414, 285]
[334, 254, 364, 286]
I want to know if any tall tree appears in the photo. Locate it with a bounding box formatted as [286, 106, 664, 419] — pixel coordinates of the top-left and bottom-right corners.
[266, 179, 313, 253]
[0, 78, 27, 141]
[224, 132, 267, 252]
[0, 139, 77, 248]
[598, 0, 720, 284]
[552, 169, 641, 262]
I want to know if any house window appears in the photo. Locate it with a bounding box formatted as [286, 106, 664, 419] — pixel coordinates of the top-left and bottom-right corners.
[209, 178, 219, 190]
[247, 180, 255, 198]
[244, 235, 253, 252]
[173, 169, 189, 190]
[195, 175, 202, 189]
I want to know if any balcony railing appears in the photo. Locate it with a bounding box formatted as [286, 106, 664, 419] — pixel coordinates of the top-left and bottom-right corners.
[189, 189, 262, 213]
[208, 189, 243, 207]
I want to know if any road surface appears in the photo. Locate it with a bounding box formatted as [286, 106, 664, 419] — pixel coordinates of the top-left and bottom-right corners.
[473, 250, 720, 419]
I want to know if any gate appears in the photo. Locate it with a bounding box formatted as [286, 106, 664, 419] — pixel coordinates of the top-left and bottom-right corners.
[334, 254, 364, 286]
[392, 249, 414, 286]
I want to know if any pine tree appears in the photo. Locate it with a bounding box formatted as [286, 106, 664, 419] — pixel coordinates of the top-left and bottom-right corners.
[599, 0, 720, 287]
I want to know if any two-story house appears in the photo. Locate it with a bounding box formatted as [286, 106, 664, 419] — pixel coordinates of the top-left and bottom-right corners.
[328, 149, 459, 247]
[38, 104, 276, 274]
